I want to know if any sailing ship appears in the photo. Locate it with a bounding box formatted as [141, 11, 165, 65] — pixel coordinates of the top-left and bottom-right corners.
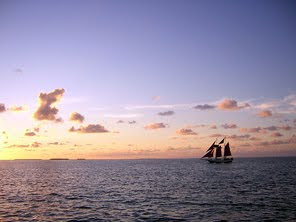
[201, 137, 233, 163]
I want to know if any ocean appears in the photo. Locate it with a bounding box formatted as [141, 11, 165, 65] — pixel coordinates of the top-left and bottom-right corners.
[0, 158, 295, 221]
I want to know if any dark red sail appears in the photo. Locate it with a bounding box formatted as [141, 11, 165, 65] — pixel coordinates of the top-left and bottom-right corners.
[206, 141, 216, 151]
[224, 142, 232, 157]
[202, 149, 214, 158]
[215, 145, 222, 158]
[218, 137, 225, 144]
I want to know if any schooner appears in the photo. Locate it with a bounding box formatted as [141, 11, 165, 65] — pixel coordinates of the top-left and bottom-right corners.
[201, 137, 233, 163]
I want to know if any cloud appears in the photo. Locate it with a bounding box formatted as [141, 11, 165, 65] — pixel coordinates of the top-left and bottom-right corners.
[144, 123, 166, 130]
[221, 123, 237, 129]
[25, 132, 36, 136]
[210, 134, 225, 138]
[9, 105, 27, 112]
[249, 136, 261, 141]
[253, 94, 296, 114]
[254, 140, 289, 146]
[69, 112, 85, 123]
[34, 88, 65, 122]
[240, 127, 264, 133]
[69, 124, 109, 133]
[7, 144, 30, 148]
[209, 133, 250, 140]
[263, 126, 278, 131]
[48, 142, 65, 145]
[128, 120, 136, 124]
[167, 145, 200, 151]
[158, 111, 175, 116]
[152, 96, 161, 101]
[258, 110, 272, 118]
[228, 134, 251, 140]
[7, 142, 42, 148]
[184, 124, 208, 128]
[209, 124, 217, 129]
[117, 120, 124, 123]
[280, 125, 292, 131]
[176, 128, 197, 136]
[252, 135, 296, 147]
[271, 132, 283, 137]
[193, 104, 216, 110]
[34, 127, 40, 132]
[0, 104, 6, 113]
[32, 142, 42, 148]
[14, 68, 23, 73]
[218, 99, 250, 111]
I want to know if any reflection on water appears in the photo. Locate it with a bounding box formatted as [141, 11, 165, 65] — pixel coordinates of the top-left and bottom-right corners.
[0, 158, 295, 221]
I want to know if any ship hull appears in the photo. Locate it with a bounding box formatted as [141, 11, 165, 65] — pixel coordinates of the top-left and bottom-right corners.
[207, 158, 233, 163]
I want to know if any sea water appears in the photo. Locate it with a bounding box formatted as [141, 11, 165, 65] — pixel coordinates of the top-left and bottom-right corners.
[0, 158, 295, 221]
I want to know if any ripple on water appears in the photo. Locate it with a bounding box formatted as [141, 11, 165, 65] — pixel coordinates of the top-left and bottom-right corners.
[0, 158, 295, 221]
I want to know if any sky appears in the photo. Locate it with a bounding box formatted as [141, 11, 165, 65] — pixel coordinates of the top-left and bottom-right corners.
[0, 0, 296, 160]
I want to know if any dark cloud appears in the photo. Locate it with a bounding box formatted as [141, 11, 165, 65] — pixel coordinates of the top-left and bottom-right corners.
[32, 142, 42, 148]
[249, 137, 261, 141]
[144, 123, 166, 130]
[228, 134, 250, 140]
[0, 104, 6, 113]
[271, 132, 283, 137]
[34, 88, 65, 122]
[263, 126, 278, 131]
[25, 132, 36, 136]
[34, 127, 40, 132]
[218, 99, 250, 111]
[240, 127, 264, 133]
[158, 111, 175, 116]
[7, 144, 30, 148]
[48, 142, 65, 145]
[221, 123, 237, 129]
[117, 120, 124, 123]
[280, 125, 292, 131]
[69, 124, 109, 133]
[176, 128, 197, 136]
[258, 110, 272, 118]
[128, 120, 136, 124]
[48, 142, 59, 145]
[69, 112, 85, 123]
[193, 104, 216, 110]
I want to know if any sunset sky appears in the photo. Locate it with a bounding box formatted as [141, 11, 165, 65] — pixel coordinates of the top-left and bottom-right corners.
[0, 0, 296, 159]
